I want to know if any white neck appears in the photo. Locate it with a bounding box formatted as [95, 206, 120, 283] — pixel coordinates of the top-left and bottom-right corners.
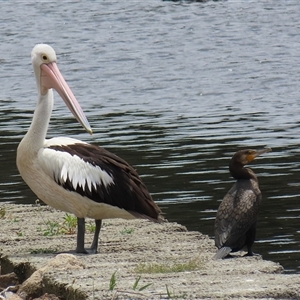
[22, 89, 54, 152]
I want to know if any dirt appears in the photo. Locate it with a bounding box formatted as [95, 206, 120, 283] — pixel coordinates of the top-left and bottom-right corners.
[0, 203, 299, 300]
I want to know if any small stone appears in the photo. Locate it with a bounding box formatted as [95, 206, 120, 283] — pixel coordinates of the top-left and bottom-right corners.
[33, 293, 60, 300]
[17, 254, 84, 299]
[1, 291, 23, 300]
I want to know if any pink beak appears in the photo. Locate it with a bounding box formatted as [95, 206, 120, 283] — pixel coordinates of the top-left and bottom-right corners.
[40, 62, 92, 135]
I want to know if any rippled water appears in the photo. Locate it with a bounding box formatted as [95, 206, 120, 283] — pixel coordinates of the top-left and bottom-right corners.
[1, 1, 300, 273]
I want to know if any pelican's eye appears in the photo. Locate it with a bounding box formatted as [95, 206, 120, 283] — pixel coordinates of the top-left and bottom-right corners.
[41, 54, 48, 62]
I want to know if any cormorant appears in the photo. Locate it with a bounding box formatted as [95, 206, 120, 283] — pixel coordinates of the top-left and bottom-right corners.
[213, 148, 271, 259]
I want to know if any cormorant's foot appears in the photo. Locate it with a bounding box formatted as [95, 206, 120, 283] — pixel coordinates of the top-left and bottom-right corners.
[244, 252, 260, 257]
[224, 253, 234, 259]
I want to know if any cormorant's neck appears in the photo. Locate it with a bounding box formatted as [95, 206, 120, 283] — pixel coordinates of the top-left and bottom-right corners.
[229, 161, 257, 181]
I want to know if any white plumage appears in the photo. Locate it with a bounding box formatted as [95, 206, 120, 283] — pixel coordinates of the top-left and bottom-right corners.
[41, 138, 114, 192]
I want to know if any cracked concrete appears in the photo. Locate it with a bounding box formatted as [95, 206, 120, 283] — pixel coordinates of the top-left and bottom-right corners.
[0, 204, 299, 299]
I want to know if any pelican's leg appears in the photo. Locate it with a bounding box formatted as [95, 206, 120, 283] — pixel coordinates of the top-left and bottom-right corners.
[88, 219, 102, 254]
[76, 217, 87, 253]
[76, 218, 101, 254]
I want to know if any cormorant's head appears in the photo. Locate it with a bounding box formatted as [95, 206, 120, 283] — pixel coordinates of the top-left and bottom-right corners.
[232, 148, 272, 166]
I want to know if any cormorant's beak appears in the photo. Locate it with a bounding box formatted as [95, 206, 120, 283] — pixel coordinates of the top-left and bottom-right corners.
[248, 147, 272, 162]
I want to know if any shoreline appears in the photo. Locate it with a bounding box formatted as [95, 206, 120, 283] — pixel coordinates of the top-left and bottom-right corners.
[0, 203, 299, 299]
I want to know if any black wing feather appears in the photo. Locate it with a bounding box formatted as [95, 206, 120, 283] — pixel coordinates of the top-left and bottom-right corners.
[49, 143, 161, 220]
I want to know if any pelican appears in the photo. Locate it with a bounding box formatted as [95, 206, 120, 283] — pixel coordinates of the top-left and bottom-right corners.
[17, 44, 162, 254]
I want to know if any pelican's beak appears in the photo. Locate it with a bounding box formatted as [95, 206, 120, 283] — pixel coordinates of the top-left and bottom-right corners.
[40, 62, 93, 135]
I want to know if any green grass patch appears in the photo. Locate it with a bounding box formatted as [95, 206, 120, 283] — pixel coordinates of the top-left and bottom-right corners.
[30, 248, 58, 254]
[165, 284, 187, 299]
[86, 222, 96, 233]
[41, 220, 61, 236]
[109, 270, 117, 291]
[120, 227, 134, 235]
[132, 275, 152, 291]
[36, 212, 95, 236]
[60, 213, 77, 234]
[0, 207, 6, 219]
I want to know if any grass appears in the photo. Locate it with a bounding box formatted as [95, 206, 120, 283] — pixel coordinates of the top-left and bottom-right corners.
[60, 213, 77, 234]
[109, 271, 153, 299]
[109, 271, 117, 291]
[165, 284, 187, 299]
[0, 207, 6, 219]
[35, 207, 95, 236]
[30, 248, 58, 254]
[109, 271, 153, 291]
[86, 222, 96, 233]
[40, 220, 61, 236]
[108, 271, 188, 299]
[120, 227, 134, 235]
[134, 258, 202, 274]
[132, 276, 152, 291]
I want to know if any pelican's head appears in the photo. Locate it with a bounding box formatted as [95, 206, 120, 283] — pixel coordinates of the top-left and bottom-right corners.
[31, 44, 92, 135]
[31, 44, 57, 68]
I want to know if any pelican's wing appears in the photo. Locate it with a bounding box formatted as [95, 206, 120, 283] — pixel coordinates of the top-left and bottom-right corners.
[38, 138, 161, 221]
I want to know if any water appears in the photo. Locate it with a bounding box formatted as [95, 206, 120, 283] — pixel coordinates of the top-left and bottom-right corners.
[1, 1, 300, 273]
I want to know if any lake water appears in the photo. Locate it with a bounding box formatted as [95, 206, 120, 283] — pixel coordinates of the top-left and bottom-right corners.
[0, 0, 300, 273]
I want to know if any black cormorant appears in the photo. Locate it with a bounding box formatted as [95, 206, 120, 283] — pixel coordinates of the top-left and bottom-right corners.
[213, 148, 271, 259]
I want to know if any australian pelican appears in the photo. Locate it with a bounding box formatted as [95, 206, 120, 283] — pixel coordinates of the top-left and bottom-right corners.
[17, 44, 162, 254]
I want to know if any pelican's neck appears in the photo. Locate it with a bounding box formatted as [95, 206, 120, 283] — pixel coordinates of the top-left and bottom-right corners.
[23, 89, 54, 152]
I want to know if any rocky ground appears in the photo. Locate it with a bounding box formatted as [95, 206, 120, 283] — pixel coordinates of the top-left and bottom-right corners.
[0, 203, 299, 300]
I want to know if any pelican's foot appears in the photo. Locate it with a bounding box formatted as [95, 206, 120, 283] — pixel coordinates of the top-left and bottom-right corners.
[75, 218, 101, 254]
[55, 249, 93, 255]
[75, 247, 97, 255]
[83, 248, 97, 255]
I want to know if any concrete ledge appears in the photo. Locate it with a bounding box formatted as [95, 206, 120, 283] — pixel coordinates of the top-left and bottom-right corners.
[0, 204, 299, 299]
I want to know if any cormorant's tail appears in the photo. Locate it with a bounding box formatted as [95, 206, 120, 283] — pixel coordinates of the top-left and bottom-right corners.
[213, 247, 232, 259]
